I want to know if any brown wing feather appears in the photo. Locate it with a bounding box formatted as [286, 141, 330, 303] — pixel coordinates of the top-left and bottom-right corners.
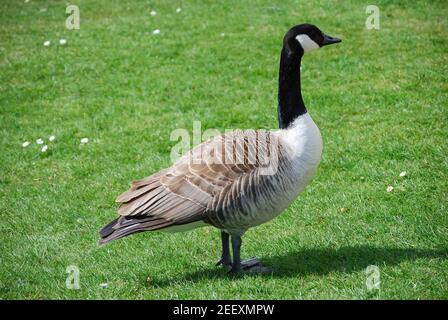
[100, 130, 284, 243]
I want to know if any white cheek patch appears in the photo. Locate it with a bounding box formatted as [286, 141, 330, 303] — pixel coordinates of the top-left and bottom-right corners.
[295, 34, 320, 53]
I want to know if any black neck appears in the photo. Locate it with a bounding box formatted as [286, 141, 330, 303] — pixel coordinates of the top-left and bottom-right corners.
[277, 47, 306, 129]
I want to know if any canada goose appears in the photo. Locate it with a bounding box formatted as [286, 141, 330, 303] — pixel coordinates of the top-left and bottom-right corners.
[99, 24, 341, 273]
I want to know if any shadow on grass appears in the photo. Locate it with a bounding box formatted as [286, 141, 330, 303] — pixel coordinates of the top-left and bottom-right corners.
[149, 246, 448, 287]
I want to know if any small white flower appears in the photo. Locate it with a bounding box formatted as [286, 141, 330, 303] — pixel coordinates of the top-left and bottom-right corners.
[399, 171, 407, 177]
[22, 141, 30, 147]
[150, 10, 157, 16]
[24, 0, 30, 3]
[41, 145, 48, 152]
[49, 135, 55, 142]
[386, 186, 394, 192]
[36, 138, 44, 145]
[80, 138, 89, 144]
[152, 29, 160, 35]
[100, 283, 108, 288]
[176, 7, 182, 13]
[220, 32, 225, 37]
[59, 39, 67, 45]
[43, 40, 51, 47]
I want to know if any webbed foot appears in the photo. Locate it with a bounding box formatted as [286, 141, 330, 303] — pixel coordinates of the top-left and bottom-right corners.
[229, 257, 273, 274]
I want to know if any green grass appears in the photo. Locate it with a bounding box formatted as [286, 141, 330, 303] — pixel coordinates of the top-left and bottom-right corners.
[1, 0, 447, 299]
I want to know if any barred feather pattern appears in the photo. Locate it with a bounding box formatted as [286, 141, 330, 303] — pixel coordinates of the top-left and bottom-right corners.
[101, 113, 322, 243]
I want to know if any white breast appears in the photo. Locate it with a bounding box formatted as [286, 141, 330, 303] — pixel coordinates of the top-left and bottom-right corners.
[279, 113, 323, 164]
[223, 114, 323, 233]
[272, 113, 323, 204]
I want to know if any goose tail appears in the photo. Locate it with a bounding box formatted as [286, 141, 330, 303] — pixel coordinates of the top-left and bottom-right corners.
[98, 216, 173, 245]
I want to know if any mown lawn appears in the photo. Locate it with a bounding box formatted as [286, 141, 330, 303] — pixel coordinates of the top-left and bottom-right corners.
[0, 0, 447, 299]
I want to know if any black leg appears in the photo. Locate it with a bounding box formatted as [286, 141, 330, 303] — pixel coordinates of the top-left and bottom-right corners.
[230, 235, 242, 273]
[216, 231, 232, 267]
[229, 234, 273, 274]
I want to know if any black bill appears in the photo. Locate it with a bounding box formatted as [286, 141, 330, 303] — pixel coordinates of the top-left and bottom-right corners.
[321, 34, 342, 46]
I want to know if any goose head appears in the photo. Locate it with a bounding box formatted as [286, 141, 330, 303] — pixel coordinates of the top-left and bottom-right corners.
[283, 23, 341, 55]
